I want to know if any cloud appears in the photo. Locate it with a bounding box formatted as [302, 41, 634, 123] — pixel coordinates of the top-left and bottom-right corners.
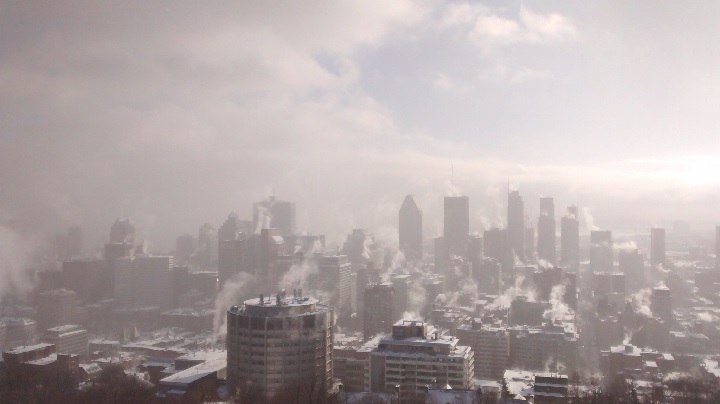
[469, 6, 576, 46]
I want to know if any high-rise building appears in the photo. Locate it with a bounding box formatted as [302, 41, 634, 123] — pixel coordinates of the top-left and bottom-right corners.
[316, 255, 353, 318]
[619, 248, 644, 292]
[62, 259, 110, 303]
[537, 198, 556, 264]
[114, 255, 174, 310]
[226, 292, 334, 398]
[560, 207, 580, 270]
[650, 228, 666, 268]
[109, 218, 134, 244]
[399, 195, 423, 261]
[369, 320, 474, 397]
[253, 196, 296, 236]
[257, 228, 286, 291]
[444, 196, 469, 258]
[507, 190, 525, 263]
[218, 233, 256, 288]
[36, 289, 78, 330]
[457, 320, 508, 380]
[590, 230, 613, 273]
[508, 324, 578, 372]
[363, 283, 394, 341]
[483, 227, 510, 272]
[44, 325, 88, 357]
[651, 286, 672, 324]
[390, 274, 411, 321]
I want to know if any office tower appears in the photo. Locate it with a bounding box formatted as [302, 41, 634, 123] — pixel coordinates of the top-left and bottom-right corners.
[114, 255, 174, 310]
[44, 325, 88, 356]
[369, 320, 474, 397]
[316, 255, 353, 317]
[651, 286, 672, 324]
[507, 190, 525, 263]
[457, 320, 509, 380]
[363, 283, 394, 341]
[508, 324, 578, 372]
[509, 296, 547, 326]
[333, 343, 372, 392]
[590, 230, 613, 273]
[257, 228, 286, 291]
[36, 289, 78, 330]
[253, 196, 296, 236]
[650, 228, 666, 268]
[537, 198, 556, 263]
[226, 292, 333, 398]
[533, 374, 570, 404]
[218, 232, 256, 288]
[61, 259, 110, 303]
[444, 196, 469, 257]
[399, 195, 422, 261]
[619, 248, 644, 292]
[484, 227, 511, 274]
[525, 226, 535, 262]
[560, 207, 580, 270]
[390, 274, 411, 320]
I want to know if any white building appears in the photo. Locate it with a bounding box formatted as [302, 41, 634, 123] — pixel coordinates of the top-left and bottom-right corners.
[369, 320, 474, 401]
[44, 325, 88, 356]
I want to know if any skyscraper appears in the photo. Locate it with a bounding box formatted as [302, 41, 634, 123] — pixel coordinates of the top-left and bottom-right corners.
[561, 206, 580, 270]
[114, 254, 174, 310]
[226, 292, 334, 398]
[650, 228, 666, 268]
[363, 283, 394, 341]
[444, 196, 469, 257]
[398, 195, 422, 261]
[507, 190, 525, 263]
[537, 197, 556, 264]
[253, 196, 296, 236]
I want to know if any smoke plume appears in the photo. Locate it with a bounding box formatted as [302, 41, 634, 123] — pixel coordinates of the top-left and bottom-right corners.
[212, 272, 258, 339]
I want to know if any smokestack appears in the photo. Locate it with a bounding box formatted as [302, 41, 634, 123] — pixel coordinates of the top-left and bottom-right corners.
[259, 294, 264, 304]
[299, 288, 303, 298]
[276, 294, 281, 306]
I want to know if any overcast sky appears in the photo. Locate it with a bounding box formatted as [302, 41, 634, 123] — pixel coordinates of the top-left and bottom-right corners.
[2, 1, 720, 251]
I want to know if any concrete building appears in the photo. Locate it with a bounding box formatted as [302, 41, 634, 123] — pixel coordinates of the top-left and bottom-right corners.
[316, 255, 353, 318]
[560, 207, 579, 270]
[62, 259, 110, 303]
[537, 197, 556, 264]
[507, 190, 525, 263]
[44, 325, 88, 357]
[369, 320, 474, 401]
[531, 373, 569, 404]
[226, 292, 334, 398]
[36, 289, 78, 330]
[334, 340, 375, 392]
[508, 324, 578, 373]
[650, 227, 666, 268]
[0, 318, 37, 350]
[618, 248, 644, 292]
[457, 320, 509, 380]
[364, 283, 395, 341]
[444, 196, 470, 258]
[651, 286, 672, 324]
[114, 255, 174, 310]
[399, 195, 423, 261]
[218, 232, 255, 287]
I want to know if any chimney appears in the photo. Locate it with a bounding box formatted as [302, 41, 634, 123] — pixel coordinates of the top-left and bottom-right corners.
[259, 294, 264, 304]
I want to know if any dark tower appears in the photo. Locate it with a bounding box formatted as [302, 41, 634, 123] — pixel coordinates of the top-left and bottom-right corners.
[399, 195, 423, 261]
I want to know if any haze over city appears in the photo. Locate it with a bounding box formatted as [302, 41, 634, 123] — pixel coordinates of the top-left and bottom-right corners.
[3, 1, 720, 403]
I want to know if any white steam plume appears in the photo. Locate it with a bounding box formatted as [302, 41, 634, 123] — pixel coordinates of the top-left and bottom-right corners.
[212, 272, 258, 339]
[279, 240, 322, 290]
[544, 283, 570, 323]
[582, 207, 599, 231]
[614, 241, 637, 252]
[631, 287, 652, 318]
[0, 224, 35, 300]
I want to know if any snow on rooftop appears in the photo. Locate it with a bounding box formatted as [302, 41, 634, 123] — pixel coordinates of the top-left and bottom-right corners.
[159, 358, 226, 385]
